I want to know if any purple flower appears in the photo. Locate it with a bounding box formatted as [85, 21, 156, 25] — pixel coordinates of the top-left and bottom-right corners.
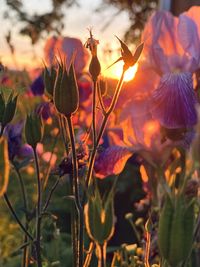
[142, 7, 200, 128]
[30, 75, 44, 96]
[36, 101, 54, 121]
[44, 36, 89, 74]
[151, 72, 197, 128]
[5, 122, 32, 160]
[94, 7, 200, 179]
[94, 146, 132, 178]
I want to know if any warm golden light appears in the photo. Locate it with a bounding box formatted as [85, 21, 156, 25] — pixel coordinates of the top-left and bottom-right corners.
[105, 62, 138, 81]
[143, 120, 160, 148]
[124, 64, 138, 82]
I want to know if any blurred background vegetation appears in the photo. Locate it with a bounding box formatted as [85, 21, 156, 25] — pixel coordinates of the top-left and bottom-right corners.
[3, 0, 158, 46]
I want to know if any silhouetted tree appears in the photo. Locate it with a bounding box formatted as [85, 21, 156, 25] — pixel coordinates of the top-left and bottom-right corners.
[3, 0, 77, 44]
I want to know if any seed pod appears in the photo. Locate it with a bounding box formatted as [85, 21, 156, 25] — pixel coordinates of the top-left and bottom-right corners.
[2, 93, 18, 127]
[89, 56, 101, 82]
[54, 59, 79, 117]
[54, 61, 64, 99]
[158, 196, 174, 260]
[25, 113, 44, 149]
[43, 65, 57, 97]
[84, 186, 114, 245]
[68, 61, 79, 113]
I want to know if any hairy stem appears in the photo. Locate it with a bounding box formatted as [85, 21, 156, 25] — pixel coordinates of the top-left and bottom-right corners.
[92, 80, 97, 147]
[66, 116, 84, 267]
[33, 148, 42, 267]
[86, 71, 125, 188]
[43, 178, 60, 213]
[13, 163, 29, 267]
[97, 243, 107, 267]
[3, 193, 33, 241]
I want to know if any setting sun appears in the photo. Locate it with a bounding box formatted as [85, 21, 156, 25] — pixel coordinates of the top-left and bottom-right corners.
[105, 61, 138, 81]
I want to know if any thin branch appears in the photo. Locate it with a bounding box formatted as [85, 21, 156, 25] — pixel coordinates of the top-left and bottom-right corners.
[3, 193, 33, 241]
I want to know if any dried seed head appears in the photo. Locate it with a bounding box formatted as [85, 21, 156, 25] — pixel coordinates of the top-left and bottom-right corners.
[85, 28, 99, 57]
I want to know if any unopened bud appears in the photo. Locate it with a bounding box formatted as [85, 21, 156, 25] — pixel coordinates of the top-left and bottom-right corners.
[84, 186, 114, 245]
[43, 65, 57, 97]
[54, 58, 79, 117]
[125, 213, 133, 221]
[25, 113, 44, 149]
[1, 92, 18, 127]
[89, 56, 101, 82]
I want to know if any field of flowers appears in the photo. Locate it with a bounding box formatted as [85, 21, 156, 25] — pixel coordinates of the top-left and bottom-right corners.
[1, 5, 200, 267]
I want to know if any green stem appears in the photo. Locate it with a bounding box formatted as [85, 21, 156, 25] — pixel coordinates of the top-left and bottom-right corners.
[86, 71, 125, 188]
[97, 243, 107, 267]
[13, 163, 29, 267]
[33, 148, 42, 267]
[22, 223, 29, 267]
[92, 80, 97, 147]
[43, 131, 59, 189]
[43, 178, 60, 213]
[3, 193, 33, 241]
[66, 116, 84, 267]
[97, 82, 106, 114]
[83, 242, 95, 267]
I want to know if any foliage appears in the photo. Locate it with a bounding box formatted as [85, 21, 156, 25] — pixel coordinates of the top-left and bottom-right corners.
[3, 0, 77, 44]
[99, 0, 158, 43]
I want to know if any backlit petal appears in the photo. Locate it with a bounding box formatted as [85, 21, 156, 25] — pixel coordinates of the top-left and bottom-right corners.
[94, 146, 132, 178]
[151, 72, 197, 128]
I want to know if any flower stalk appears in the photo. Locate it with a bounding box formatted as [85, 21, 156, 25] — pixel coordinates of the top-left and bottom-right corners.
[86, 70, 125, 188]
[33, 148, 42, 267]
[13, 163, 29, 267]
[66, 115, 84, 267]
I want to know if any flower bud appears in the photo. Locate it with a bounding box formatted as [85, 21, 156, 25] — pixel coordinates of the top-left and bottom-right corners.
[54, 59, 79, 117]
[84, 186, 114, 245]
[85, 29, 101, 81]
[0, 137, 9, 197]
[1, 92, 18, 127]
[43, 65, 57, 97]
[125, 213, 133, 221]
[25, 113, 44, 149]
[89, 56, 101, 82]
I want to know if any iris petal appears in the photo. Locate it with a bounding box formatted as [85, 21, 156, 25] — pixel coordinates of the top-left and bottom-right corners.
[178, 15, 200, 70]
[151, 72, 197, 128]
[94, 146, 132, 178]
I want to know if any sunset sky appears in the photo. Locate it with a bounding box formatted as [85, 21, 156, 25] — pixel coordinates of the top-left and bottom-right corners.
[0, 0, 135, 79]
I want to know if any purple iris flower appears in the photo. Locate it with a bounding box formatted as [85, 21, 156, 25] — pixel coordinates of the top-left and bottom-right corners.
[30, 75, 44, 96]
[94, 7, 200, 179]
[36, 101, 54, 121]
[142, 7, 200, 129]
[5, 122, 32, 161]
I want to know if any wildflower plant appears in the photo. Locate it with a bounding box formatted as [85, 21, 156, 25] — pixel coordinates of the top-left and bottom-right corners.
[1, 7, 200, 267]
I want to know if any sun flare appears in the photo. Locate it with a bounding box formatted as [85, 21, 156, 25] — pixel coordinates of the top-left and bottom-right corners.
[105, 61, 138, 81]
